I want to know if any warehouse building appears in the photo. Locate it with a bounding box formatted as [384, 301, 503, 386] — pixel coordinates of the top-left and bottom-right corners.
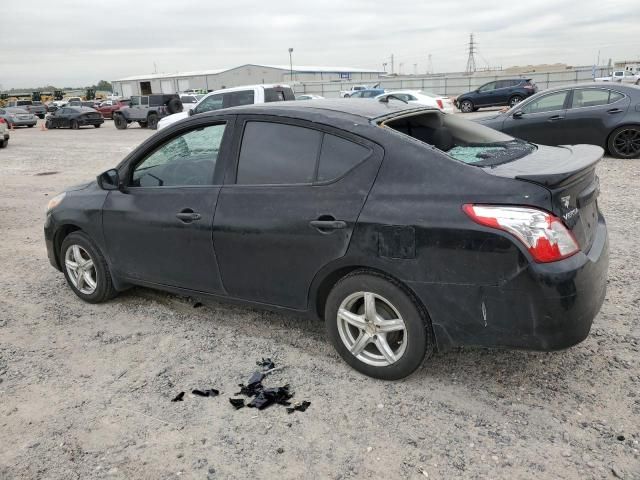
[111, 64, 384, 97]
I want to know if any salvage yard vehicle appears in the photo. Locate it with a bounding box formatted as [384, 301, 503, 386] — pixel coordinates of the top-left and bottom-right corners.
[347, 88, 386, 98]
[0, 118, 9, 148]
[456, 78, 538, 112]
[376, 90, 455, 113]
[45, 106, 104, 129]
[7, 99, 47, 118]
[113, 94, 182, 130]
[340, 85, 369, 97]
[595, 70, 640, 84]
[477, 83, 640, 158]
[44, 99, 609, 380]
[97, 99, 130, 119]
[0, 107, 37, 128]
[157, 84, 294, 130]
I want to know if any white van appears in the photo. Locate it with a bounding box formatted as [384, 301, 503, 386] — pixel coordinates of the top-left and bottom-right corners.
[157, 84, 295, 130]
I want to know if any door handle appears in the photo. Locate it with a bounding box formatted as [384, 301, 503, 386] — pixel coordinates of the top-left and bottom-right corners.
[547, 115, 564, 122]
[309, 217, 347, 232]
[607, 108, 624, 114]
[176, 209, 201, 223]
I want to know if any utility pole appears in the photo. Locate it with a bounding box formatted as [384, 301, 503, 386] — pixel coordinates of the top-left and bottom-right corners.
[382, 62, 388, 73]
[288, 48, 294, 83]
[465, 33, 477, 74]
[596, 50, 601, 66]
[427, 54, 433, 74]
[399, 63, 404, 75]
[413, 63, 417, 75]
[390, 54, 394, 75]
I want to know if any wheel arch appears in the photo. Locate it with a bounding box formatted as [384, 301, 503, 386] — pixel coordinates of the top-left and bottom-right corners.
[606, 123, 640, 155]
[53, 223, 83, 269]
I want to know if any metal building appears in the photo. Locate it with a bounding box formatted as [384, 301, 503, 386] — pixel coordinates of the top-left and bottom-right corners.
[111, 64, 384, 97]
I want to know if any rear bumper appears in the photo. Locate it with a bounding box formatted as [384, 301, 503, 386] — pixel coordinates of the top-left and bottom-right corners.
[10, 119, 37, 126]
[410, 216, 609, 352]
[78, 118, 104, 126]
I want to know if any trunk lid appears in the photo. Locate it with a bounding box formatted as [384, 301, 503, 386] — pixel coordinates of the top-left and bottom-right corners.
[483, 144, 603, 251]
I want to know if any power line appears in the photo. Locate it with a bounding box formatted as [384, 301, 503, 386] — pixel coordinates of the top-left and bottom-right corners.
[465, 33, 477, 74]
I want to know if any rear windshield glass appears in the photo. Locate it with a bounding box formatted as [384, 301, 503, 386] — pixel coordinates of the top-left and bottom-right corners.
[381, 110, 535, 166]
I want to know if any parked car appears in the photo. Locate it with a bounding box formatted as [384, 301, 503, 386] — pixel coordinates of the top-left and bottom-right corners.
[0, 107, 37, 127]
[595, 70, 640, 84]
[46, 102, 59, 112]
[157, 84, 294, 130]
[44, 99, 608, 380]
[180, 94, 204, 106]
[456, 78, 538, 112]
[45, 107, 105, 129]
[375, 90, 455, 113]
[97, 99, 131, 119]
[340, 85, 369, 97]
[113, 94, 182, 130]
[296, 94, 325, 100]
[476, 83, 640, 158]
[0, 118, 9, 148]
[7, 99, 47, 118]
[347, 88, 386, 99]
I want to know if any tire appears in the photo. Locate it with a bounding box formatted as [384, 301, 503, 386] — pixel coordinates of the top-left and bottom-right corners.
[27, 124, 34, 128]
[113, 114, 128, 130]
[147, 113, 159, 130]
[37, 114, 45, 119]
[94, 124, 101, 128]
[45, 120, 53, 129]
[459, 99, 474, 113]
[325, 270, 433, 380]
[509, 95, 523, 107]
[60, 231, 117, 303]
[608, 125, 640, 159]
[138, 121, 148, 129]
[0, 140, 7, 148]
[166, 98, 182, 115]
[70, 119, 79, 130]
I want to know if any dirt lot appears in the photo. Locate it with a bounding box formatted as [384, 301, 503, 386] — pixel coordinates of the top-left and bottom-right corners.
[0, 118, 638, 480]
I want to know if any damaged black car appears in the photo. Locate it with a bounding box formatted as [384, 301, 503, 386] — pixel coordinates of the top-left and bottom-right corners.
[44, 99, 609, 380]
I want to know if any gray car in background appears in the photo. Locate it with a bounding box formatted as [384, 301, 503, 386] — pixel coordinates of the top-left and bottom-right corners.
[477, 83, 640, 158]
[0, 107, 38, 128]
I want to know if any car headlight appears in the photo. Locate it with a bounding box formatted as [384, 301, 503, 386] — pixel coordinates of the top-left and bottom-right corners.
[46, 192, 66, 213]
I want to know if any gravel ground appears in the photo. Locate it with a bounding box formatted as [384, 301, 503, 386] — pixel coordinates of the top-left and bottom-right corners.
[0, 118, 638, 480]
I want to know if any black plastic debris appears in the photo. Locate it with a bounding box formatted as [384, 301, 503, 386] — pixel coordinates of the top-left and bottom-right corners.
[171, 392, 185, 402]
[193, 302, 203, 308]
[256, 358, 275, 370]
[247, 385, 293, 410]
[236, 370, 266, 396]
[229, 398, 245, 410]
[192, 389, 219, 397]
[286, 400, 311, 414]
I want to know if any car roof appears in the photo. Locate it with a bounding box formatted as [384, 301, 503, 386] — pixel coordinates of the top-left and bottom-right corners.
[5, 107, 29, 112]
[211, 98, 432, 121]
[210, 84, 292, 95]
[67, 106, 96, 112]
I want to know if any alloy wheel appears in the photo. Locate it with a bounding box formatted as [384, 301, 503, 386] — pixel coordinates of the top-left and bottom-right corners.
[613, 128, 640, 158]
[64, 245, 98, 295]
[509, 96, 523, 107]
[336, 291, 408, 367]
[460, 100, 473, 113]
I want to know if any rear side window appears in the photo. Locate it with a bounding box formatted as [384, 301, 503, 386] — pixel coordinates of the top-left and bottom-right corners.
[609, 91, 625, 103]
[264, 89, 286, 102]
[317, 135, 371, 182]
[521, 91, 568, 114]
[223, 90, 255, 108]
[237, 122, 321, 184]
[571, 89, 612, 108]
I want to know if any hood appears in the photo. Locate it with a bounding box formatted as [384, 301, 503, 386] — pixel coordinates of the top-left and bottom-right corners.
[158, 111, 189, 130]
[65, 180, 95, 192]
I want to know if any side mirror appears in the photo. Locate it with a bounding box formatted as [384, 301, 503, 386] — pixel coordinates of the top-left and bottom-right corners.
[97, 168, 121, 191]
[512, 111, 524, 119]
[188, 108, 195, 117]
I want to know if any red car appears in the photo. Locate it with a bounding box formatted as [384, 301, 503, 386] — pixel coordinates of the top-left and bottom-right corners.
[97, 100, 130, 119]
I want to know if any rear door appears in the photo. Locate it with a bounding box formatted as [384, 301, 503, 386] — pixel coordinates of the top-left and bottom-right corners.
[264, 86, 295, 102]
[212, 116, 383, 308]
[102, 117, 235, 293]
[500, 89, 570, 145]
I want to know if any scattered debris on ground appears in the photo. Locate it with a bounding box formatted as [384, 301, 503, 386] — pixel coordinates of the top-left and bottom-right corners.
[171, 392, 185, 402]
[192, 388, 219, 397]
[229, 398, 245, 410]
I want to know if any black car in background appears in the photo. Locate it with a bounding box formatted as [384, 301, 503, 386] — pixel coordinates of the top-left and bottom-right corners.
[456, 78, 537, 112]
[44, 100, 608, 380]
[45, 107, 104, 129]
[477, 83, 640, 158]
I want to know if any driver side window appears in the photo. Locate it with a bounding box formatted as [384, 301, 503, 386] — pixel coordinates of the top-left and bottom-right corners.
[521, 91, 568, 114]
[131, 123, 226, 187]
[478, 82, 496, 92]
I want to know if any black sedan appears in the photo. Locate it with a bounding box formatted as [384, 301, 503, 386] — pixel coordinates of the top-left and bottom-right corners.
[45, 107, 104, 129]
[477, 83, 640, 158]
[44, 100, 608, 379]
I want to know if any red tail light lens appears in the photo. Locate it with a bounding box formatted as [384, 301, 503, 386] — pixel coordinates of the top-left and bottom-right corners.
[436, 99, 444, 109]
[463, 204, 580, 263]
[0, 118, 5, 124]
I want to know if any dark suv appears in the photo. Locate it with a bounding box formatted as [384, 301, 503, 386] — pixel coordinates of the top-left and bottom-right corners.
[113, 94, 182, 130]
[456, 78, 537, 112]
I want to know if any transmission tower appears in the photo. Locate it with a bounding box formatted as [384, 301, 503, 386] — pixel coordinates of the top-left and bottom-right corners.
[465, 33, 477, 74]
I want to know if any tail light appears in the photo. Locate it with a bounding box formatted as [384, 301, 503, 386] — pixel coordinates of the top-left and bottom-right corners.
[463, 204, 579, 263]
[0, 118, 5, 124]
[436, 99, 444, 109]
[523, 83, 535, 90]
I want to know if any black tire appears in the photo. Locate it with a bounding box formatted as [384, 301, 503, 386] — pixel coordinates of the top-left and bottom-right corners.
[0, 140, 7, 148]
[147, 113, 159, 130]
[325, 270, 433, 380]
[37, 114, 45, 119]
[27, 124, 34, 128]
[138, 121, 148, 129]
[94, 124, 101, 128]
[113, 114, 128, 130]
[166, 98, 183, 115]
[70, 119, 79, 130]
[608, 125, 640, 159]
[509, 95, 523, 107]
[60, 231, 117, 304]
[45, 120, 53, 129]
[459, 99, 474, 113]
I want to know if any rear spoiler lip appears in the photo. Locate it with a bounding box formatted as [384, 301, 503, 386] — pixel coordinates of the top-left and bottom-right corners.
[486, 144, 604, 188]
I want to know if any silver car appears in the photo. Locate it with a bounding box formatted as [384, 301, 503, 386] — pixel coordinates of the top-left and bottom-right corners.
[0, 107, 37, 128]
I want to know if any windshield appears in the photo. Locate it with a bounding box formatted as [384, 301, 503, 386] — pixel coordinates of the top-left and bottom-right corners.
[381, 110, 536, 166]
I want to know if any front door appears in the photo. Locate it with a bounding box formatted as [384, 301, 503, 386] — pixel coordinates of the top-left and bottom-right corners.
[212, 117, 382, 309]
[102, 119, 234, 293]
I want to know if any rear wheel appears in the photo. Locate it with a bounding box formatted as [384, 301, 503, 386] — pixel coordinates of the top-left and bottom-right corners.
[70, 119, 79, 130]
[325, 271, 433, 380]
[147, 113, 159, 130]
[0, 140, 7, 148]
[61, 232, 117, 303]
[45, 120, 53, 129]
[94, 124, 101, 128]
[27, 124, 34, 128]
[459, 99, 474, 113]
[138, 121, 148, 129]
[113, 114, 128, 130]
[608, 126, 640, 158]
[509, 95, 523, 107]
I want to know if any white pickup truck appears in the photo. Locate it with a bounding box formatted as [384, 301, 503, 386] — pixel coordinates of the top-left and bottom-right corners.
[595, 70, 640, 84]
[339, 85, 370, 98]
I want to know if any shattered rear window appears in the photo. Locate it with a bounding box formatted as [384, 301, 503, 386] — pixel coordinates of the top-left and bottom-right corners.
[448, 141, 536, 166]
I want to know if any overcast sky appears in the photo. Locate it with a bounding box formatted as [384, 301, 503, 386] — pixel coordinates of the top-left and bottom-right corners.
[1, 0, 638, 88]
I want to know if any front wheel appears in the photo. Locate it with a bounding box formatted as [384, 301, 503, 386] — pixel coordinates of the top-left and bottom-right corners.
[608, 126, 640, 158]
[27, 124, 34, 128]
[113, 114, 128, 130]
[45, 120, 53, 129]
[509, 95, 523, 107]
[147, 113, 159, 130]
[70, 119, 79, 130]
[325, 271, 433, 380]
[0, 140, 7, 148]
[94, 124, 101, 128]
[61, 232, 117, 303]
[459, 99, 474, 113]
